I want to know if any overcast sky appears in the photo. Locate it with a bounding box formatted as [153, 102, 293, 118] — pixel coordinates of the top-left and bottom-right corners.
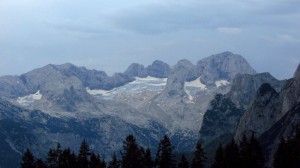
[0, 0, 299, 79]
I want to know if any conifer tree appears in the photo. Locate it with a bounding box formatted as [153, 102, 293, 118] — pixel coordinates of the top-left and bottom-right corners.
[156, 135, 175, 168]
[47, 149, 57, 168]
[191, 143, 206, 168]
[20, 148, 35, 168]
[273, 129, 300, 168]
[108, 152, 121, 168]
[211, 144, 224, 168]
[143, 147, 154, 168]
[58, 148, 78, 168]
[273, 138, 289, 168]
[122, 135, 143, 168]
[90, 152, 106, 168]
[47, 143, 63, 168]
[35, 158, 47, 168]
[239, 133, 265, 168]
[177, 154, 189, 168]
[78, 139, 91, 168]
[224, 139, 240, 168]
[239, 134, 249, 168]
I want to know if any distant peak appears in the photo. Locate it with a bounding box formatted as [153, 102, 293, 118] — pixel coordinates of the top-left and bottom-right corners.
[176, 59, 194, 66]
[293, 63, 300, 80]
[151, 60, 169, 66]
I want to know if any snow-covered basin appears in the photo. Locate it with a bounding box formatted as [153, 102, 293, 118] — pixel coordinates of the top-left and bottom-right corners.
[17, 90, 42, 106]
[87, 76, 167, 99]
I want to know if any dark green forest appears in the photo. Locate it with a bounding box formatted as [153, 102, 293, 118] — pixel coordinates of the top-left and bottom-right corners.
[20, 131, 300, 168]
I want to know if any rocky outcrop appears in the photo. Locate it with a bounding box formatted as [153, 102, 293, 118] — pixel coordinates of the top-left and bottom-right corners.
[199, 72, 284, 148]
[228, 72, 283, 109]
[260, 102, 300, 166]
[164, 59, 197, 97]
[234, 83, 280, 140]
[236, 64, 300, 140]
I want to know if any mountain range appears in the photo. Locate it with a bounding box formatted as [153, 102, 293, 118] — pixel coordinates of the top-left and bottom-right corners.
[0, 51, 298, 168]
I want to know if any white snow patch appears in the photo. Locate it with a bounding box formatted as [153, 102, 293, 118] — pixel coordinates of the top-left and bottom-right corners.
[184, 77, 206, 90]
[17, 90, 42, 106]
[184, 77, 207, 100]
[86, 88, 110, 96]
[215, 80, 230, 88]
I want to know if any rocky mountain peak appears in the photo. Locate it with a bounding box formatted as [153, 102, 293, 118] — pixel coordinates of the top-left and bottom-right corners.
[175, 59, 194, 67]
[146, 60, 171, 78]
[196, 51, 256, 85]
[124, 63, 147, 78]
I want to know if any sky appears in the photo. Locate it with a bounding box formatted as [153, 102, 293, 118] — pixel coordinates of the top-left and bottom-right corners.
[0, 0, 299, 79]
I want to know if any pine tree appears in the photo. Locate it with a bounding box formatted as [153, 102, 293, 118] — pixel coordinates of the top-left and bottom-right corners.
[35, 158, 47, 168]
[143, 147, 154, 168]
[108, 152, 121, 168]
[273, 138, 289, 168]
[177, 154, 189, 168]
[78, 139, 91, 168]
[211, 144, 224, 168]
[47, 149, 57, 168]
[122, 135, 143, 168]
[156, 135, 175, 168]
[273, 129, 300, 168]
[224, 139, 240, 168]
[191, 143, 206, 168]
[239, 134, 249, 168]
[90, 152, 106, 168]
[47, 143, 63, 168]
[59, 148, 78, 168]
[239, 133, 265, 168]
[20, 148, 35, 168]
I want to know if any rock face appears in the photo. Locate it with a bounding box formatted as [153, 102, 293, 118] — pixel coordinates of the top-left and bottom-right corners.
[164, 59, 197, 97]
[147, 60, 171, 78]
[196, 51, 256, 85]
[236, 64, 300, 140]
[260, 103, 300, 166]
[199, 73, 284, 148]
[124, 63, 148, 78]
[228, 72, 283, 108]
[234, 83, 280, 139]
[232, 64, 300, 165]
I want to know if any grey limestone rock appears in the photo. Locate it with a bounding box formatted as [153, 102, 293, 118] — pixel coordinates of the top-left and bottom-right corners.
[146, 60, 171, 78]
[196, 51, 256, 85]
[199, 72, 284, 149]
[124, 63, 148, 78]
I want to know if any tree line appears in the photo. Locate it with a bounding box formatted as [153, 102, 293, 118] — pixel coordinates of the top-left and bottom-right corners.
[20, 131, 300, 168]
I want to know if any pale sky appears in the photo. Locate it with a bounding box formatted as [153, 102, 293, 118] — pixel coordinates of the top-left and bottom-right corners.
[0, 0, 299, 79]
